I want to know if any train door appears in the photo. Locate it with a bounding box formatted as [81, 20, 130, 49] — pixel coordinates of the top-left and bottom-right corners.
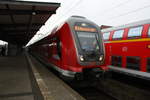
[52, 37, 62, 68]
[110, 29, 125, 67]
[125, 26, 143, 71]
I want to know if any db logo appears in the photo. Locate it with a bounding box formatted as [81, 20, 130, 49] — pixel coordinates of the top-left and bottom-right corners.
[122, 47, 128, 52]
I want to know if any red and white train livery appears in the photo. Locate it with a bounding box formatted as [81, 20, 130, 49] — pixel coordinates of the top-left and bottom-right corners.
[31, 16, 108, 80]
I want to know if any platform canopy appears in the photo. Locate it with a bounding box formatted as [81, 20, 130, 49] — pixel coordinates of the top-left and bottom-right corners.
[0, 0, 60, 46]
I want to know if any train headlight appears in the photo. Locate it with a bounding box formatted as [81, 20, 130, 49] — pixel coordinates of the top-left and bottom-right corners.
[80, 55, 84, 61]
[99, 55, 103, 61]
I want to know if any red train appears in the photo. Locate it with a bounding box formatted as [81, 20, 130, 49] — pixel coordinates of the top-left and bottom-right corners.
[31, 16, 108, 80]
[101, 19, 150, 80]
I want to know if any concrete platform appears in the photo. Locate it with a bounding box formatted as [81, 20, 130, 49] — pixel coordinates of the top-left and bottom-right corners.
[0, 55, 43, 100]
[26, 53, 85, 100]
[0, 53, 85, 100]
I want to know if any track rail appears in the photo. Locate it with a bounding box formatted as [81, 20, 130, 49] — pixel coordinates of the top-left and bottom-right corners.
[67, 80, 117, 100]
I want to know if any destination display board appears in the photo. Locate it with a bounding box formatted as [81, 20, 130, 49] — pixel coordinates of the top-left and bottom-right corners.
[74, 22, 97, 32]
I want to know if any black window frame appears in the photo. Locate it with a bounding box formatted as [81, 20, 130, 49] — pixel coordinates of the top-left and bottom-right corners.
[74, 22, 102, 54]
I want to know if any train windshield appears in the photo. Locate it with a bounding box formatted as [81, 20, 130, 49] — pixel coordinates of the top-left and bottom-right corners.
[76, 32, 99, 52]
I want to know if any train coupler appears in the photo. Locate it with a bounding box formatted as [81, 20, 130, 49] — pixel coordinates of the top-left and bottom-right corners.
[75, 73, 84, 80]
[83, 68, 110, 81]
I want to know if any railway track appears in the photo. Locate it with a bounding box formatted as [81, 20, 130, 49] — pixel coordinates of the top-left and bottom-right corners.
[111, 71, 150, 91]
[67, 80, 117, 100]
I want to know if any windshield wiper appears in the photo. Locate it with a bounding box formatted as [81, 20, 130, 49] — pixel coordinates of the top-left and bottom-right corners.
[94, 34, 101, 52]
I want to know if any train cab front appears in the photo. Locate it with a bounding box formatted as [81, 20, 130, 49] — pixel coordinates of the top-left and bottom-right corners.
[71, 21, 109, 80]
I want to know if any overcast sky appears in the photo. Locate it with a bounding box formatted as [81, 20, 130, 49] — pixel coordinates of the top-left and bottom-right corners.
[22, 0, 150, 46]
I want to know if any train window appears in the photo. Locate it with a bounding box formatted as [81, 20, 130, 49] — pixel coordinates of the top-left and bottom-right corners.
[126, 56, 140, 70]
[103, 32, 110, 40]
[147, 58, 150, 72]
[76, 32, 100, 52]
[111, 56, 122, 67]
[57, 39, 61, 58]
[148, 26, 150, 37]
[128, 26, 143, 38]
[113, 30, 124, 40]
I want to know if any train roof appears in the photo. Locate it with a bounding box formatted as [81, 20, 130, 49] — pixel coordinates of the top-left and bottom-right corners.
[101, 19, 150, 32]
[54, 16, 99, 33]
[67, 16, 99, 28]
[67, 16, 88, 23]
[52, 16, 87, 31]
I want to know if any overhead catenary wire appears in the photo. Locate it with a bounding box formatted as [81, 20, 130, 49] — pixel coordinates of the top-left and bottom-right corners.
[27, 0, 150, 46]
[47, 0, 83, 27]
[99, 0, 132, 15]
[42, 0, 83, 36]
[104, 4, 150, 22]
